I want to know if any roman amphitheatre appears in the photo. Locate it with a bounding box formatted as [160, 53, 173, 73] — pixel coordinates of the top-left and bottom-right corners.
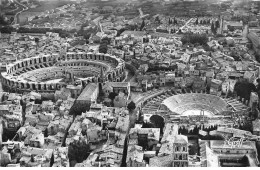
[1, 52, 125, 93]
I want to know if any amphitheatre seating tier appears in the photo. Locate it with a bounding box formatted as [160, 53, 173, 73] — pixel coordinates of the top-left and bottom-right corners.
[173, 104, 216, 116]
[162, 94, 229, 115]
[19, 66, 103, 82]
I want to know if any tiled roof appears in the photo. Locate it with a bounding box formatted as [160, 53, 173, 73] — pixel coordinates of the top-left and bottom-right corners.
[129, 128, 160, 141]
[149, 154, 173, 167]
[21, 146, 53, 158]
[115, 115, 130, 133]
[126, 145, 144, 163]
[161, 123, 178, 143]
[253, 119, 260, 132]
[0, 105, 9, 111]
[174, 135, 188, 144]
[159, 142, 174, 156]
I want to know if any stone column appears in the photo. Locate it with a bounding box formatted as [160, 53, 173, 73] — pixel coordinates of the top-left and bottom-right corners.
[29, 83, 33, 90]
[246, 100, 249, 106]
[35, 83, 39, 91]
[40, 84, 44, 90]
[46, 84, 50, 91]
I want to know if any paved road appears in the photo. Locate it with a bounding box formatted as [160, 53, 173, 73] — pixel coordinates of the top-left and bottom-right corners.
[12, 0, 28, 25]
[180, 18, 194, 30]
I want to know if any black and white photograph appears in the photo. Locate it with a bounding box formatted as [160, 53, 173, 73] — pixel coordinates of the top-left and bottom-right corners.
[0, 0, 260, 167]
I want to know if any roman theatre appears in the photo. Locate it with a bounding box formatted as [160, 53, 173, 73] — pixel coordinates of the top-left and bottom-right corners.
[141, 89, 249, 125]
[1, 52, 125, 93]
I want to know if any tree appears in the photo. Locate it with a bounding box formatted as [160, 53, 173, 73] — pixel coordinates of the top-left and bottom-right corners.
[99, 37, 110, 54]
[140, 20, 145, 31]
[70, 160, 77, 167]
[0, 26, 15, 33]
[127, 101, 136, 112]
[149, 115, 165, 134]
[230, 51, 240, 61]
[155, 16, 160, 23]
[234, 80, 256, 101]
[9, 17, 14, 23]
[117, 28, 126, 36]
[215, 20, 220, 28]
[98, 83, 104, 96]
[50, 126, 55, 135]
[195, 18, 198, 25]
[108, 92, 117, 101]
[241, 155, 249, 166]
[83, 33, 91, 40]
[99, 45, 108, 54]
[102, 37, 111, 44]
[68, 138, 90, 166]
[211, 22, 216, 34]
[0, 120, 2, 150]
[256, 78, 260, 92]
[181, 33, 208, 45]
[69, 102, 89, 116]
[35, 37, 40, 50]
[227, 25, 235, 32]
[174, 18, 178, 24]
[31, 155, 35, 162]
[0, 15, 8, 25]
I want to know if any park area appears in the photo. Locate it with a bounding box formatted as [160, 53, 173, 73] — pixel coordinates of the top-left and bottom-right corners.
[26, 0, 74, 13]
[18, 0, 74, 24]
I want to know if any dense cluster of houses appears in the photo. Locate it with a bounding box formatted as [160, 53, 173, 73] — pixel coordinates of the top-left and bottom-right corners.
[2, 0, 260, 167]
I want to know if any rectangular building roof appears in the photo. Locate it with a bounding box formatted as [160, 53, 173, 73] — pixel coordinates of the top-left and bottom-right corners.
[77, 83, 98, 101]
